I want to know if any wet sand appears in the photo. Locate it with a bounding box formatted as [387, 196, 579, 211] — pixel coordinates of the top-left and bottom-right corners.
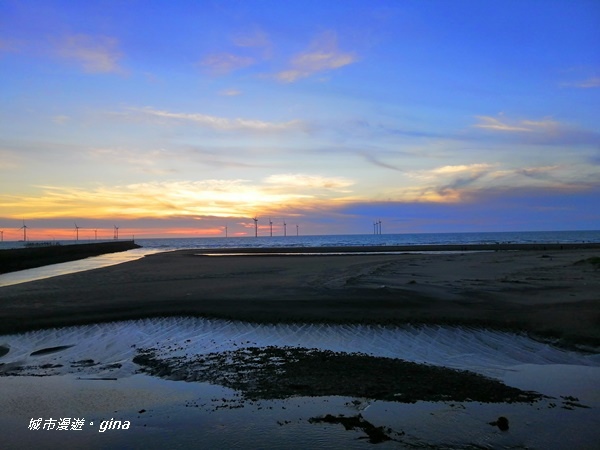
[0, 247, 599, 346]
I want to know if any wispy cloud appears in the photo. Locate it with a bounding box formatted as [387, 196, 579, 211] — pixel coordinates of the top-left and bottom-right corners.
[562, 76, 600, 89]
[429, 164, 492, 175]
[474, 116, 538, 132]
[56, 34, 124, 74]
[218, 88, 242, 96]
[362, 153, 403, 171]
[275, 32, 357, 83]
[515, 165, 560, 179]
[264, 173, 354, 191]
[232, 26, 271, 50]
[127, 107, 307, 133]
[199, 52, 255, 75]
[473, 114, 600, 146]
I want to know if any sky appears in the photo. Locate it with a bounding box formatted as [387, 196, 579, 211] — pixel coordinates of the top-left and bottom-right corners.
[1, 0, 599, 240]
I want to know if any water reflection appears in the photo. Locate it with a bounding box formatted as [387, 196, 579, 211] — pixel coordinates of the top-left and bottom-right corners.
[0, 248, 159, 287]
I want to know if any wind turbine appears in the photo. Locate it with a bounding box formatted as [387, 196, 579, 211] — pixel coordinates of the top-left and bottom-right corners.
[269, 218, 273, 237]
[94, 229, 98, 240]
[253, 217, 258, 237]
[296, 224, 299, 236]
[74, 222, 81, 241]
[113, 225, 119, 240]
[0, 230, 4, 242]
[283, 220, 287, 237]
[19, 220, 28, 242]
[224, 225, 228, 238]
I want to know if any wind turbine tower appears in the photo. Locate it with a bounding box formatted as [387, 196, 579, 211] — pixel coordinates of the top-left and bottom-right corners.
[113, 225, 119, 240]
[74, 222, 80, 241]
[269, 218, 273, 237]
[19, 220, 28, 241]
[253, 217, 258, 237]
[283, 220, 287, 237]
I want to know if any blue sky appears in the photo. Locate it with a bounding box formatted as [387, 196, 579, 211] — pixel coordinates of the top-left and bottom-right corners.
[1, 0, 599, 239]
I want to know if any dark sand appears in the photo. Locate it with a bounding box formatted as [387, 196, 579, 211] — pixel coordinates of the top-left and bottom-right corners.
[1, 247, 599, 347]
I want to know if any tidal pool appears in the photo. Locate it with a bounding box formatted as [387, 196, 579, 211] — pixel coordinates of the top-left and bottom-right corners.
[1, 318, 599, 449]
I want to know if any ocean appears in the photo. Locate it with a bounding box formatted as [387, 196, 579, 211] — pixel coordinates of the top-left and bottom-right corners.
[2, 229, 600, 252]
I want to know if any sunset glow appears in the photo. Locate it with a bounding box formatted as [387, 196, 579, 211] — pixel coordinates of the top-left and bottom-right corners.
[1, 1, 599, 239]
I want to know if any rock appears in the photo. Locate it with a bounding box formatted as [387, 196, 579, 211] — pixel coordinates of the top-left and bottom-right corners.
[489, 416, 509, 431]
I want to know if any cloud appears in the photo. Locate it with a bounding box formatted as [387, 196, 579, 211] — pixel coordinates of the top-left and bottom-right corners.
[199, 52, 255, 75]
[275, 32, 357, 83]
[472, 114, 600, 146]
[232, 27, 271, 49]
[515, 165, 560, 179]
[1, 180, 318, 220]
[218, 88, 242, 96]
[56, 34, 124, 74]
[473, 116, 536, 132]
[429, 164, 492, 175]
[362, 153, 403, 171]
[128, 107, 307, 133]
[563, 76, 600, 89]
[264, 173, 354, 191]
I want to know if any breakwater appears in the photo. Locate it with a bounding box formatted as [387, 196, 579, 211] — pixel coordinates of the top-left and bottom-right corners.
[0, 241, 140, 274]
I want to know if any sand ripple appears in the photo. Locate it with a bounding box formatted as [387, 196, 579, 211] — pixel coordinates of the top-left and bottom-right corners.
[1, 317, 598, 379]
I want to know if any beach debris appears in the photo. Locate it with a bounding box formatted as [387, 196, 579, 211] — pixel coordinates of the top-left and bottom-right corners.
[489, 416, 509, 431]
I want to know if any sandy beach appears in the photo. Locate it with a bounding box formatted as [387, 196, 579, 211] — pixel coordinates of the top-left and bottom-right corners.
[1, 247, 599, 448]
[1, 247, 599, 345]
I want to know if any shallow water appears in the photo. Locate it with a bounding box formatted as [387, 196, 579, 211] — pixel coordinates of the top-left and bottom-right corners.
[1, 319, 599, 448]
[2, 318, 599, 379]
[0, 248, 156, 287]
